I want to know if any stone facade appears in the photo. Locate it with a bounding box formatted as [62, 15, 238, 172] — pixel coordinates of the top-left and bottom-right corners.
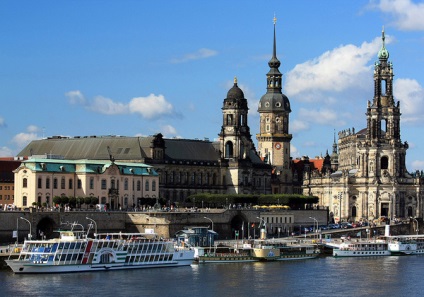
[302, 29, 424, 223]
[13, 157, 159, 209]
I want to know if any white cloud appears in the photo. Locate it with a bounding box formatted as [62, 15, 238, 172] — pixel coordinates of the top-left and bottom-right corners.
[9, 125, 42, 152]
[90, 96, 129, 115]
[290, 143, 299, 157]
[285, 37, 383, 99]
[11, 132, 39, 149]
[411, 160, 424, 171]
[171, 48, 218, 64]
[27, 125, 41, 133]
[371, 0, 424, 30]
[394, 78, 424, 123]
[160, 124, 178, 137]
[66, 91, 175, 119]
[129, 94, 174, 119]
[65, 90, 86, 105]
[0, 116, 5, 127]
[0, 146, 13, 157]
[291, 119, 310, 133]
[297, 108, 346, 126]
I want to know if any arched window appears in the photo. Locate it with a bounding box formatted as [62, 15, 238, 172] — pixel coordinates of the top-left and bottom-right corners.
[46, 178, 50, 189]
[152, 180, 156, 191]
[23, 178, 28, 188]
[352, 206, 357, 217]
[136, 180, 141, 191]
[124, 178, 129, 190]
[53, 178, 58, 189]
[381, 156, 389, 170]
[61, 177, 66, 189]
[145, 180, 149, 191]
[225, 141, 234, 158]
[23, 196, 28, 207]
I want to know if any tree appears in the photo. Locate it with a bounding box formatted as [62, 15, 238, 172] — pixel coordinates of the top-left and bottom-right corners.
[53, 196, 62, 207]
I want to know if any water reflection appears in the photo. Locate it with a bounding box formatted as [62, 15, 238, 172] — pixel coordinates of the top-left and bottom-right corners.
[2, 256, 424, 297]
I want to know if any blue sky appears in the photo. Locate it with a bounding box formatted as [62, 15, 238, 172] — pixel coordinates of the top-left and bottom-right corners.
[1, 0, 424, 171]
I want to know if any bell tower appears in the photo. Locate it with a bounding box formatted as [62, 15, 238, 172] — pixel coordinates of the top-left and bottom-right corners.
[362, 28, 408, 178]
[256, 16, 292, 193]
[219, 77, 253, 160]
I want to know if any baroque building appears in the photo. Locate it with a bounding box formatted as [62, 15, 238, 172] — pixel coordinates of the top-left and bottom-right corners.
[303, 29, 424, 223]
[256, 17, 294, 195]
[17, 79, 272, 208]
[13, 156, 159, 209]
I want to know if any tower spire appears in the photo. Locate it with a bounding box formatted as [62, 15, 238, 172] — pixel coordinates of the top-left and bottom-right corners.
[273, 15, 277, 60]
[378, 26, 389, 60]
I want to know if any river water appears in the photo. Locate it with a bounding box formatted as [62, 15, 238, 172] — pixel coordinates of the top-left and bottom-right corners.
[1, 256, 422, 297]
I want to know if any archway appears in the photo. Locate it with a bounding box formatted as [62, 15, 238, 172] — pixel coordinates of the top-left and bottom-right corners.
[230, 214, 249, 240]
[36, 216, 57, 239]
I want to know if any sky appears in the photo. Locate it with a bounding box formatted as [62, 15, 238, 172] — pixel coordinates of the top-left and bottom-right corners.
[1, 0, 424, 171]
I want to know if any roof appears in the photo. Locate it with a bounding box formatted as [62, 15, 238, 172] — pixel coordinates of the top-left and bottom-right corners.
[18, 158, 158, 176]
[17, 135, 221, 163]
[164, 139, 220, 161]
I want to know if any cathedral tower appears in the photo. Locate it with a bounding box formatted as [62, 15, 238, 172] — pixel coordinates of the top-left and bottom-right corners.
[362, 28, 408, 179]
[256, 17, 292, 193]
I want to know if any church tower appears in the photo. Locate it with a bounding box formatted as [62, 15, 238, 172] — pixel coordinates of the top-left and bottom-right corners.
[219, 77, 258, 194]
[256, 17, 292, 193]
[219, 77, 253, 161]
[361, 28, 408, 179]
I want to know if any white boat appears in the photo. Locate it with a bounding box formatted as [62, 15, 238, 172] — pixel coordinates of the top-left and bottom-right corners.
[332, 239, 391, 257]
[6, 230, 194, 274]
[387, 235, 424, 255]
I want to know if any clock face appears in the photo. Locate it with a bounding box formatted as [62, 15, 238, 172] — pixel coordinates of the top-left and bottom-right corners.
[275, 143, 282, 150]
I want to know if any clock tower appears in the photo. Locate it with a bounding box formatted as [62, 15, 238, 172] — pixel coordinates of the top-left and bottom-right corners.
[256, 17, 293, 193]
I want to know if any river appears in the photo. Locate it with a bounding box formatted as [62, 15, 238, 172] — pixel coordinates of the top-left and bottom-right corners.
[1, 256, 422, 297]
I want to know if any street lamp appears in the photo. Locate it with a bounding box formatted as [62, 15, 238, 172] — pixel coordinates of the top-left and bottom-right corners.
[86, 217, 98, 238]
[204, 216, 214, 231]
[20, 217, 32, 240]
[337, 192, 343, 223]
[309, 217, 318, 240]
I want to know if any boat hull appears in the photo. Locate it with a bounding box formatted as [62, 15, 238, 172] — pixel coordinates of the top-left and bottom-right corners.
[333, 250, 391, 257]
[6, 257, 193, 274]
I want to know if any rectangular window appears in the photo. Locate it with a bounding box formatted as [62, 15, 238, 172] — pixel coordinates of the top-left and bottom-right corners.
[101, 179, 107, 190]
[90, 177, 94, 190]
[145, 180, 149, 191]
[53, 178, 58, 189]
[46, 178, 50, 189]
[61, 178, 66, 189]
[69, 179, 73, 189]
[23, 196, 27, 207]
[38, 178, 42, 189]
[77, 179, 82, 189]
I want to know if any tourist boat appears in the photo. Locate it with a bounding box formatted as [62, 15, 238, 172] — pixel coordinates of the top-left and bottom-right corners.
[254, 239, 320, 261]
[387, 235, 424, 255]
[194, 244, 258, 263]
[194, 239, 319, 263]
[6, 229, 194, 274]
[332, 239, 391, 257]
